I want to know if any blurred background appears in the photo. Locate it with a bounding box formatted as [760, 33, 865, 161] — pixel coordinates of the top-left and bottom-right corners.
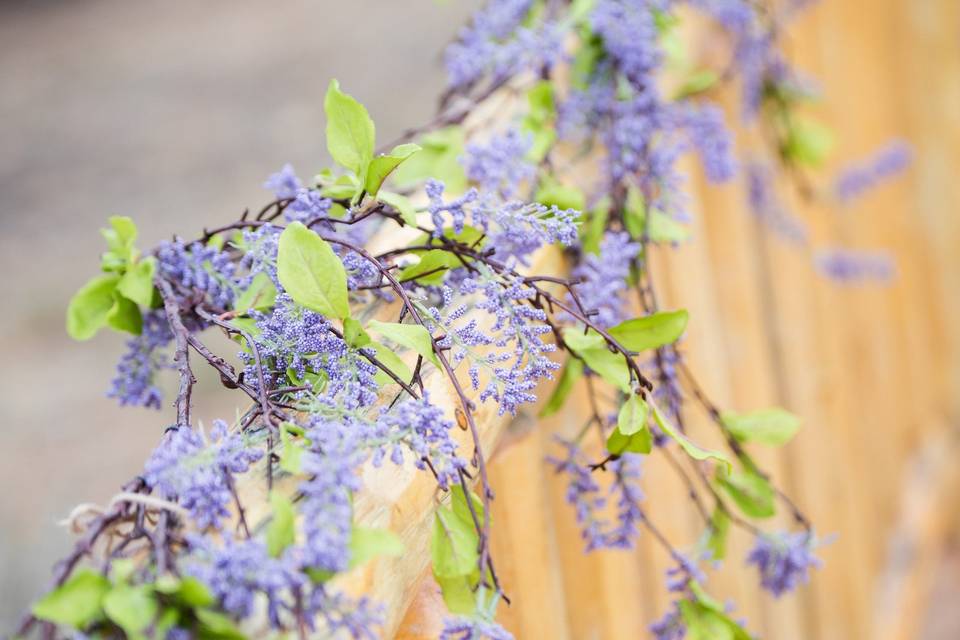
[0, 1, 957, 638]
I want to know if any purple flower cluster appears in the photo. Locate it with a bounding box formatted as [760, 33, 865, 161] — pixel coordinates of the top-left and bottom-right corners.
[815, 248, 895, 283]
[286, 188, 333, 224]
[440, 616, 515, 640]
[833, 140, 911, 203]
[745, 162, 808, 243]
[603, 454, 645, 549]
[264, 163, 302, 199]
[445, 0, 563, 89]
[144, 420, 262, 530]
[746, 531, 821, 597]
[649, 603, 686, 640]
[590, 0, 665, 86]
[156, 238, 238, 309]
[569, 231, 640, 328]
[463, 129, 535, 199]
[107, 309, 172, 409]
[679, 103, 738, 183]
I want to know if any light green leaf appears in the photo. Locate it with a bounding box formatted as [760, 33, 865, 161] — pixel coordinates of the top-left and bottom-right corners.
[364, 143, 421, 196]
[117, 256, 157, 307]
[717, 469, 775, 518]
[277, 222, 349, 319]
[378, 190, 419, 227]
[103, 585, 158, 636]
[721, 408, 801, 446]
[582, 199, 610, 255]
[784, 117, 834, 168]
[279, 425, 305, 475]
[368, 319, 440, 368]
[370, 341, 413, 387]
[624, 188, 689, 243]
[535, 179, 585, 212]
[343, 317, 372, 348]
[679, 599, 750, 640]
[617, 393, 649, 436]
[233, 272, 277, 313]
[66, 274, 121, 341]
[398, 249, 457, 285]
[607, 310, 689, 352]
[431, 507, 478, 579]
[540, 358, 584, 418]
[349, 527, 405, 569]
[450, 485, 485, 527]
[100, 216, 139, 271]
[703, 508, 730, 561]
[195, 608, 246, 640]
[392, 127, 467, 193]
[154, 574, 215, 608]
[652, 402, 732, 472]
[675, 69, 719, 99]
[266, 492, 297, 557]
[436, 573, 479, 615]
[32, 568, 110, 629]
[562, 328, 632, 393]
[324, 79, 376, 176]
[606, 424, 653, 455]
[106, 292, 143, 335]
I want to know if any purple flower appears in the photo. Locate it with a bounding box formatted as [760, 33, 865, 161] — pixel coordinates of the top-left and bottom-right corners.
[814, 248, 895, 283]
[463, 129, 535, 199]
[440, 616, 514, 640]
[603, 454, 645, 549]
[650, 602, 686, 640]
[833, 140, 911, 203]
[264, 164, 302, 199]
[306, 586, 383, 639]
[144, 420, 262, 530]
[590, 0, 664, 86]
[745, 162, 808, 243]
[426, 180, 480, 237]
[569, 231, 640, 328]
[286, 188, 332, 224]
[548, 438, 608, 551]
[156, 238, 239, 309]
[107, 309, 172, 409]
[746, 531, 821, 597]
[678, 102, 737, 183]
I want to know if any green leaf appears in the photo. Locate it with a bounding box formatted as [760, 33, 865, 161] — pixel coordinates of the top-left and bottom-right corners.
[398, 249, 457, 285]
[717, 469, 775, 518]
[370, 341, 413, 387]
[368, 320, 440, 368]
[431, 507, 479, 579]
[535, 179, 585, 212]
[703, 508, 730, 561]
[721, 408, 801, 446]
[675, 69, 719, 99]
[540, 358, 584, 418]
[436, 573, 479, 615]
[349, 527, 405, 569]
[450, 485, 485, 527]
[117, 256, 157, 307]
[277, 222, 350, 319]
[106, 292, 143, 335]
[195, 608, 246, 640]
[32, 568, 110, 629]
[617, 393, 649, 436]
[66, 274, 121, 341]
[624, 188, 689, 243]
[378, 190, 419, 227]
[607, 310, 689, 352]
[154, 575, 215, 608]
[364, 143, 421, 196]
[392, 127, 467, 193]
[784, 117, 834, 168]
[100, 216, 139, 271]
[279, 425, 305, 475]
[266, 492, 297, 557]
[233, 272, 277, 313]
[606, 424, 652, 455]
[343, 317, 372, 348]
[581, 199, 610, 255]
[652, 402, 732, 473]
[103, 585, 158, 636]
[562, 328, 632, 393]
[679, 599, 750, 640]
[324, 79, 376, 177]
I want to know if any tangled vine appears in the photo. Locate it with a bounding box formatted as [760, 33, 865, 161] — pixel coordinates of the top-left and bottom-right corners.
[17, 1, 908, 639]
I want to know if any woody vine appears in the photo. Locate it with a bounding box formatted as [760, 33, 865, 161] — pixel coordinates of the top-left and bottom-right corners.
[16, 1, 908, 638]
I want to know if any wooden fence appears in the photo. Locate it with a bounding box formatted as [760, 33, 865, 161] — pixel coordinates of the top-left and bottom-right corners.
[386, 2, 960, 638]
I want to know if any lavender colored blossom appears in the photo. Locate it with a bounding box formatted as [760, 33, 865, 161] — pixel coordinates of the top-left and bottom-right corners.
[569, 231, 640, 328]
[375, 395, 467, 489]
[440, 616, 514, 640]
[833, 140, 911, 203]
[590, 0, 665, 86]
[463, 129, 535, 199]
[678, 103, 737, 183]
[548, 438, 608, 551]
[603, 454, 645, 549]
[237, 223, 282, 286]
[650, 603, 686, 640]
[156, 238, 239, 309]
[144, 420, 262, 530]
[285, 188, 333, 224]
[306, 587, 383, 639]
[745, 162, 808, 243]
[426, 180, 480, 236]
[664, 553, 707, 592]
[814, 248, 895, 283]
[107, 309, 172, 409]
[445, 0, 562, 89]
[746, 531, 821, 596]
[264, 163, 302, 199]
